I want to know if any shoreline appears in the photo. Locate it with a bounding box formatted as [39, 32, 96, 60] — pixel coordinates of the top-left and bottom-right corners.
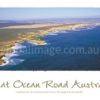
[0, 23, 95, 66]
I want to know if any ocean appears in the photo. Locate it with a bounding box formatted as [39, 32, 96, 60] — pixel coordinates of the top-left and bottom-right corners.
[1, 26, 100, 70]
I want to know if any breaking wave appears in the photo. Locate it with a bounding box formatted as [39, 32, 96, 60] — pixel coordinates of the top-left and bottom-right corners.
[0, 42, 26, 67]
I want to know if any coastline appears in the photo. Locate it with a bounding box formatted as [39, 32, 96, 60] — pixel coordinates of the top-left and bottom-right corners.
[0, 23, 96, 66]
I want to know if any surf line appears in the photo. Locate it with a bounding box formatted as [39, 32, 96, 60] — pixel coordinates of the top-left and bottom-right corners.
[0, 42, 25, 67]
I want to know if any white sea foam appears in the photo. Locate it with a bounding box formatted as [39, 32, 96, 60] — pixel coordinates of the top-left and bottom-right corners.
[60, 30, 69, 33]
[48, 33, 57, 35]
[30, 42, 48, 46]
[12, 43, 26, 50]
[47, 30, 68, 36]
[1, 56, 24, 66]
[86, 26, 95, 30]
[5, 53, 19, 58]
[73, 25, 96, 31]
[47, 32, 58, 36]
[39, 42, 48, 45]
[0, 43, 25, 67]
[0, 40, 49, 67]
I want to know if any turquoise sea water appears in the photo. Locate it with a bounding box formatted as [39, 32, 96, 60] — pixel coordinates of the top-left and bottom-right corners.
[1, 26, 100, 70]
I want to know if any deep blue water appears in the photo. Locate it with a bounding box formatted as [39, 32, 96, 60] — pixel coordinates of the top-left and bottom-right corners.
[1, 26, 100, 70]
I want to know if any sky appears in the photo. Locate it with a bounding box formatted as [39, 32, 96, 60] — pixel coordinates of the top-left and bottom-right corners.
[0, 8, 100, 20]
